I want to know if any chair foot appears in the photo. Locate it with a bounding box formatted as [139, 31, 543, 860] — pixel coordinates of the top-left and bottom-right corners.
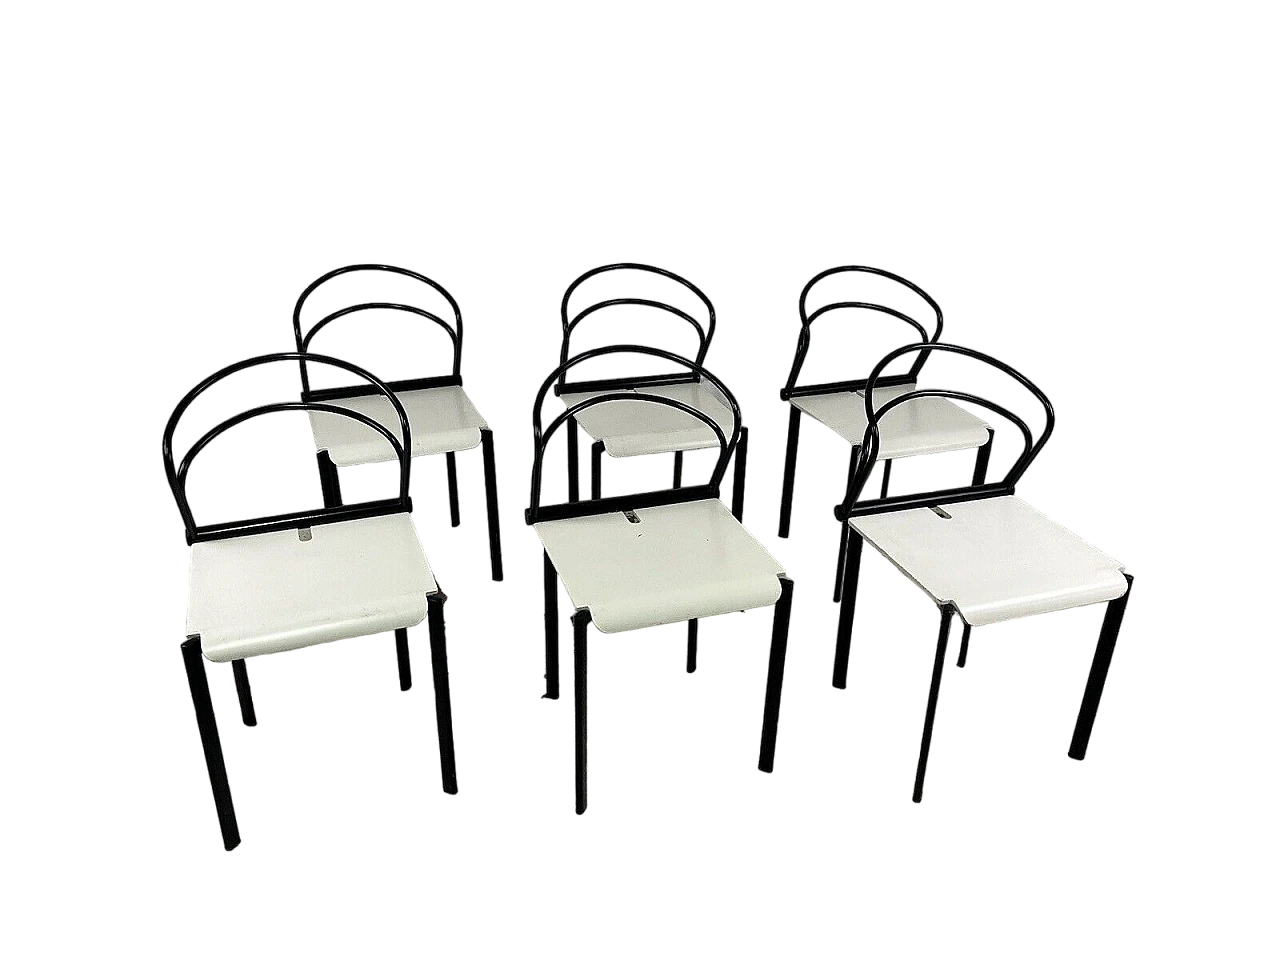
[1069, 574, 1134, 761]
[778, 407, 801, 538]
[573, 610, 590, 814]
[543, 551, 559, 699]
[758, 576, 795, 773]
[913, 607, 953, 803]
[446, 452, 461, 527]
[832, 533, 863, 688]
[396, 628, 412, 691]
[427, 595, 458, 794]
[481, 430, 504, 581]
[182, 638, 240, 851]
[231, 659, 256, 726]
[680, 619, 701, 680]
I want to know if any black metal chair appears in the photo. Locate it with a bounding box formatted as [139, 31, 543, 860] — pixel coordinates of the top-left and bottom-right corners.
[529, 346, 794, 814]
[556, 263, 749, 520]
[294, 264, 503, 581]
[832, 343, 1133, 802]
[164, 353, 457, 850]
[776, 266, 993, 602]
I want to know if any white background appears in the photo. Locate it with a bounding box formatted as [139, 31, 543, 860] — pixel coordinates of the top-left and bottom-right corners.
[5, 2, 1277, 956]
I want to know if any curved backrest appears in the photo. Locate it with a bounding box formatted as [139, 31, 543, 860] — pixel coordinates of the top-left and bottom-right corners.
[783, 266, 943, 399]
[839, 343, 1054, 516]
[290, 256, 465, 399]
[560, 257, 721, 391]
[163, 352, 413, 543]
[527, 346, 741, 523]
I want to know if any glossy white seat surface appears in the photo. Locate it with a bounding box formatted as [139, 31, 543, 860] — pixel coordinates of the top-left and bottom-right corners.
[850, 496, 1126, 627]
[561, 382, 736, 458]
[188, 513, 436, 662]
[536, 498, 784, 633]
[309, 385, 488, 467]
[791, 383, 989, 458]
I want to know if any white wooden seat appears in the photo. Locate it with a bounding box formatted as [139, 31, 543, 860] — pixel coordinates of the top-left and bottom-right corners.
[189, 514, 436, 661]
[849, 496, 1126, 627]
[791, 382, 989, 459]
[560, 381, 734, 458]
[536, 499, 783, 633]
[309, 385, 487, 465]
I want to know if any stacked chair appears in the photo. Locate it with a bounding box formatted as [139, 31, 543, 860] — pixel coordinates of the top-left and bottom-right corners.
[163, 353, 457, 850]
[528, 347, 793, 813]
[293, 264, 503, 581]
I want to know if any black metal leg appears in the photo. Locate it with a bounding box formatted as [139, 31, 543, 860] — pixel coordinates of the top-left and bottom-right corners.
[680, 619, 711, 680]
[673, 451, 683, 489]
[1069, 574, 1134, 761]
[396, 627, 412, 691]
[573, 610, 590, 814]
[834, 529, 865, 696]
[317, 451, 342, 508]
[446, 452, 461, 527]
[590, 441, 603, 500]
[731, 426, 749, 522]
[880, 459, 893, 499]
[231, 659, 256, 726]
[956, 622, 971, 668]
[567, 416, 580, 502]
[778, 407, 801, 538]
[973, 430, 993, 485]
[426, 595, 458, 794]
[181, 638, 240, 851]
[913, 606, 954, 803]
[833, 445, 860, 603]
[543, 551, 559, 699]
[480, 429, 504, 581]
[758, 576, 795, 773]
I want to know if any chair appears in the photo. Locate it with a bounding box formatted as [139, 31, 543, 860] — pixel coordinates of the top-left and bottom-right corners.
[557, 263, 749, 520]
[775, 266, 993, 602]
[528, 346, 794, 814]
[831, 343, 1134, 802]
[163, 353, 457, 850]
[293, 264, 503, 581]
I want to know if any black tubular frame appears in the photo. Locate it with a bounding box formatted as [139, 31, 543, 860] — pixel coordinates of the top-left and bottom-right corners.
[163, 352, 412, 544]
[293, 264, 464, 400]
[526, 346, 741, 524]
[781, 265, 944, 401]
[836, 343, 1055, 520]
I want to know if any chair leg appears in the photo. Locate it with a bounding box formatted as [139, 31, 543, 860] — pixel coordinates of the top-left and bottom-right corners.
[673, 451, 683, 488]
[481, 429, 504, 581]
[832, 532, 864, 688]
[956, 623, 971, 668]
[573, 609, 590, 814]
[833, 445, 860, 602]
[568, 416, 580, 503]
[778, 407, 801, 538]
[880, 459, 893, 499]
[731, 426, 749, 522]
[317, 451, 342, 508]
[396, 628, 412, 691]
[231, 659, 256, 726]
[913, 606, 954, 803]
[543, 551, 559, 699]
[1069, 574, 1134, 761]
[973, 429, 993, 485]
[680, 619, 711, 680]
[590, 441, 603, 500]
[181, 638, 240, 851]
[758, 576, 795, 773]
[426, 595, 458, 794]
[446, 452, 461, 527]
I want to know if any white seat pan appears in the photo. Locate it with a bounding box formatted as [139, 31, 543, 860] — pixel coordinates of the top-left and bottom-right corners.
[791, 383, 989, 458]
[309, 385, 488, 467]
[850, 496, 1126, 627]
[536, 499, 784, 633]
[188, 513, 437, 662]
[561, 382, 735, 458]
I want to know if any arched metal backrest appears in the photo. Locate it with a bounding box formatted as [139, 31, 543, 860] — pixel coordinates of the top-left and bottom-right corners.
[783, 266, 944, 400]
[293, 264, 463, 396]
[527, 346, 741, 523]
[560, 256, 721, 345]
[163, 352, 413, 544]
[839, 343, 1054, 517]
[560, 296, 721, 394]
